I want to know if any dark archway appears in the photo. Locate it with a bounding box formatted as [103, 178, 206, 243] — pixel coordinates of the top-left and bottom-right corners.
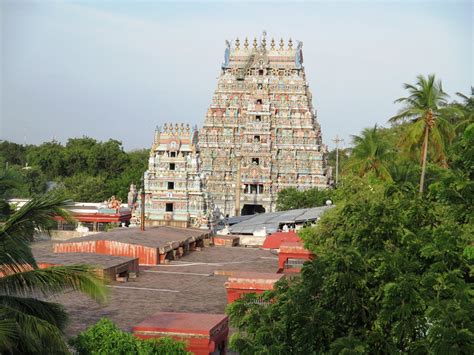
[241, 204, 265, 216]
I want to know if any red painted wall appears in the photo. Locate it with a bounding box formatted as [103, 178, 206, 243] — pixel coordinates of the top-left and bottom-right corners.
[54, 241, 158, 265]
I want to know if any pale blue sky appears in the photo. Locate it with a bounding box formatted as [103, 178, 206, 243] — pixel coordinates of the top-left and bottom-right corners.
[1, 0, 472, 150]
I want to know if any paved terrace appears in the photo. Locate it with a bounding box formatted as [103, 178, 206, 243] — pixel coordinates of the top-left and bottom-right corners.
[38, 242, 279, 337]
[53, 226, 207, 248]
[53, 226, 209, 264]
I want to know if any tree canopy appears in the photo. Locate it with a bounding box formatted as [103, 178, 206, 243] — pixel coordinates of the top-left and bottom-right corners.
[0, 137, 148, 202]
[229, 81, 473, 354]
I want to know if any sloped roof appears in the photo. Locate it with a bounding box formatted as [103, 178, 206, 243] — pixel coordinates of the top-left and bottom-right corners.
[228, 206, 333, 235]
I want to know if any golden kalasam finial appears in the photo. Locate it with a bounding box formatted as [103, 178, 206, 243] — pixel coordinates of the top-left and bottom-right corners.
[244, 37, 249, 49]
[253, 38, 258, 49]
[261, 36, 266, 48]
[279, 38, 284, 49]
[235, 38, 240, 49]
[288, 38, 293, 49]
[271, 38, 275, 50]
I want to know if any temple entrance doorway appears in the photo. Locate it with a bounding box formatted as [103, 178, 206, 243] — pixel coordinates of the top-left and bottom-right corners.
[241, 204, 265, 216]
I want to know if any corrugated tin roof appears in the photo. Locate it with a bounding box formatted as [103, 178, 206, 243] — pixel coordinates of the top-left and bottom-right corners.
[228, 206, 333, 235]
[226, 215, 255, 225]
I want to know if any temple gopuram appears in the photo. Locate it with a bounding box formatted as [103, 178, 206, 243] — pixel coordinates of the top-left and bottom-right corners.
[139, 34, 329, 226]
[141, 123, 206, 227]
[199, 34, 328, 217]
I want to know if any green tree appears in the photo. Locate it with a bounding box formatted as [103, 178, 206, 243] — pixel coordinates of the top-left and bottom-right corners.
[276, 187, 332, 211]
[59, 174, 109, 202]
[89, 139, 128, 178]
[26, 141, 65, 180]
[70, 318, 190, 355]
[228, 179, 473, 354]
[0, 192, 107, 354]
[0, 141, 28, 167]
[451, 89, 474, 138]
[389, 74, 459, 193]
[20, 167, 48, 196]
[63, 137, 99, 177]
[346, 125, 393, 181]
[105, 149, 148, 201]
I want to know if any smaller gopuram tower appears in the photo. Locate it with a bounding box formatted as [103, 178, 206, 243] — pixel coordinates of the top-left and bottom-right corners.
[141, 123, 205, 228]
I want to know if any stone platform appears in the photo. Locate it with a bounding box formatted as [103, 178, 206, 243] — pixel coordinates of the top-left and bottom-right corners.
[32, 242, 139, 281]
[53, 226, 209, 265]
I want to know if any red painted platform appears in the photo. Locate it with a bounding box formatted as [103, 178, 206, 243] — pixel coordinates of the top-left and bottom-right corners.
[132, 312, 228, 355]
[35, 253, 139, 281]
[224, 271, 285, 303]
[53, 226, 208, 265]
[262, 230, 301, 249]
[278, 241, 314, 273]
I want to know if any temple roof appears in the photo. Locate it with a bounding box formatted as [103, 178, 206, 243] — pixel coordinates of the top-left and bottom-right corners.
[228, 205, 333, 235]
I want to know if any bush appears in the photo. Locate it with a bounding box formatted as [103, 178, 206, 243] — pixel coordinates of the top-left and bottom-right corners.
[70, 318, 190, 355]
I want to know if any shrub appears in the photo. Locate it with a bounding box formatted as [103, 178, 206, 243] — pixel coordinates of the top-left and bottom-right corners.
[70, 318, 190, 355]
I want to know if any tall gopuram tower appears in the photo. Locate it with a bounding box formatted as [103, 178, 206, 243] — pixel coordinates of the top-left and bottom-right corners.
[199, 35, 329, 217]
[141, 123, 206, 228]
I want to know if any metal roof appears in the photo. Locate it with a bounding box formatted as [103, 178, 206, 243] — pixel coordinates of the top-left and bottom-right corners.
[228, 206, 333, 235]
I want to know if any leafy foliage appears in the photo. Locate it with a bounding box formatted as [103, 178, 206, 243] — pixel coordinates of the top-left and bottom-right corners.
[346, 125, 394, 181]
[230, 180, 473, 354]
[389, 74, 461, 192]
[276, 187, 332, 211]
[0, 137, 148, 202]
[233, 80, 473, 354]
[70, 318, 190, 355]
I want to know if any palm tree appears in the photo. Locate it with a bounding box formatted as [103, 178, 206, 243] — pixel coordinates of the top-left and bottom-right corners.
[346, 125, 393, 181]
[389, 74, 458, 193]
[0, 192, 107, 354]
[451, 89, 474, 137]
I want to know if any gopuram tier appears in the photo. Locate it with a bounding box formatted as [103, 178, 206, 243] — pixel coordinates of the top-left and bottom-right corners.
[140, 123, 206, 228]
[199, 35, 329, 217]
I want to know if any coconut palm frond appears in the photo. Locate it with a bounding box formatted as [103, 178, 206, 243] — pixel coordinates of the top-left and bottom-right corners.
[389, 107, 425, 123]
[347, 126, 393, 181]
[389, 74, 454, 192]
[0, 265, 107, 303]
[0, 306, 70, 354]
[0, 192, 74, 242]
[0, 233, 38, 272]
[0, 295, 68, 330]
[0, 312, 18, 353]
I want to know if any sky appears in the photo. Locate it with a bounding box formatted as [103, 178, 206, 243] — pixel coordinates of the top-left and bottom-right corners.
[1, 0, 472, 151]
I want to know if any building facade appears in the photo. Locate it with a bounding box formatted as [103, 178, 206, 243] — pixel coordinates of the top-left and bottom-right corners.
[142, 123, 206, 227]
[199, 35, 328, 217]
